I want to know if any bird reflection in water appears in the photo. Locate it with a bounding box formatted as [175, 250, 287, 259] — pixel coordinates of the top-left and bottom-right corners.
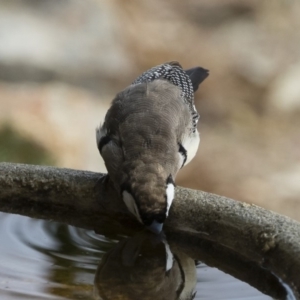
[94, 231, 197, 300]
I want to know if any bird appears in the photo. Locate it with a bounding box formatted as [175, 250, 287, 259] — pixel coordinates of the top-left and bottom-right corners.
[96, 61, 209, 234]
[94, 231, 197, 300]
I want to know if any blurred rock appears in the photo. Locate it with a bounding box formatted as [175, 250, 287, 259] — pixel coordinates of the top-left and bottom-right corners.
[0, 82, 108, 172]
[177, 118, 300, 220]
[268, 62, 300, 112]
[1, 0, 300, 220]
[0, 124, 55, 165]
[0, 0, 131, 93]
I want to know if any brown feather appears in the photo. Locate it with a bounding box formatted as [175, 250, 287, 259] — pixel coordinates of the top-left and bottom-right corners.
[100, 80, 191, 223]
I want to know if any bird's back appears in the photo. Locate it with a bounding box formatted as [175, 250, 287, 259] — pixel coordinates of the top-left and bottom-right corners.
[103, 79, 191, 180]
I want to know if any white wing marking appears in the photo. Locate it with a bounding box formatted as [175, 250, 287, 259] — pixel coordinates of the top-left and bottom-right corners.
[166, 183, 175, 216]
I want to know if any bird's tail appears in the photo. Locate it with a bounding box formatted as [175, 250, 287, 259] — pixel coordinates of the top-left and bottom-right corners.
[185, 67, 209, 92]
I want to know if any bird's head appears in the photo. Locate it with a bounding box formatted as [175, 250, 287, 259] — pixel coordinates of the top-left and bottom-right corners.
[121, 163, 175, 234]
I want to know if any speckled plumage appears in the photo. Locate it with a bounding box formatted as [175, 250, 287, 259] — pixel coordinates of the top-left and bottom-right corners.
[132, 61, 202, 133]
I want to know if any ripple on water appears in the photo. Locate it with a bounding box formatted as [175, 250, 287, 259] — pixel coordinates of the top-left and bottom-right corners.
[0, 212, 276, 299]
[0, 212, 116, 299]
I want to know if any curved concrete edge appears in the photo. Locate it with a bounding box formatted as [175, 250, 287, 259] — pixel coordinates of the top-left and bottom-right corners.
[168, 188, 300, 296]
[0, 162, 300, 296]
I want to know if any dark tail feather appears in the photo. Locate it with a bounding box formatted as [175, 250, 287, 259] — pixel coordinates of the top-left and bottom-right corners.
[185, 67, 209, 92]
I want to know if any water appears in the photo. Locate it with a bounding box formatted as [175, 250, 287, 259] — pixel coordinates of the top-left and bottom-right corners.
[0, 212, 288, 299]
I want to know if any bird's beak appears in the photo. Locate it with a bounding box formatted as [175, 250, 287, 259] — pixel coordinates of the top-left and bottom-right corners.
[147, 220, 163, 234]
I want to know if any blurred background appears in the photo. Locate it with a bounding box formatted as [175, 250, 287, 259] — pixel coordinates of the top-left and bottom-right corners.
[1, 0, 300, 220]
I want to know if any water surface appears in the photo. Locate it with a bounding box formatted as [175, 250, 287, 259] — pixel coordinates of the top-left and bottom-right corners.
[0, 212, 281, 299]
